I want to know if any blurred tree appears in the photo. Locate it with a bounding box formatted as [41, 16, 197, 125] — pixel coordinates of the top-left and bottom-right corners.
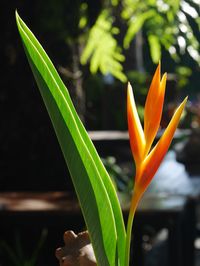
[81, 0, 200, 76]
[122, 0, 200, 65]
[33, 0, 103, 122]
[24, 0, 199, 122]
[74, 0, 200, 128]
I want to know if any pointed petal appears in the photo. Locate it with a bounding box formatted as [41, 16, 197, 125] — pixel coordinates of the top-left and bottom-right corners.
[127, 82, 145, 165]
[144, 73, 167, 156]
[139, 97, 187, 191]
[144, 63, 160, 133]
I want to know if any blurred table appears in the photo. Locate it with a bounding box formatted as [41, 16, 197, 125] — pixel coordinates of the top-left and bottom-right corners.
[0, 152, 200, 266]
[0, 191, 195, 266]
[133, 194, 195, 266]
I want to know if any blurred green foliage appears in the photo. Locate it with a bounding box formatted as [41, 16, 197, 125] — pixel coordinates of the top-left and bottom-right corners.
[175, 66, 192, 90]
[122, 0, 200, 63]
[31, 0, 200, 98]
[102, 156, 133, 192]
[81, 10, 127, 82]
[21, 0, 199, 129]
[0, 230, 47, 266]
[80, 0, 200, 81]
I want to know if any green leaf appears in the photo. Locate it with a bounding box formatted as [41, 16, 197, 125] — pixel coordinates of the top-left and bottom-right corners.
[124, 10, 155, 49]
[16, 11, 126, 266]
[81, 11, 127, 83]
[148, 34, 161, 63]
[111, 0, 119, 6]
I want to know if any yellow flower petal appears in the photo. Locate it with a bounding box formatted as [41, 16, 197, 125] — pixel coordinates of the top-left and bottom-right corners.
[138, 97, 187, 192]
[127, 82, 145, 165]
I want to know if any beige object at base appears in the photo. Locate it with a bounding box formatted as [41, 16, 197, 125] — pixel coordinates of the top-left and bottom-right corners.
[55, 231, 97, 266]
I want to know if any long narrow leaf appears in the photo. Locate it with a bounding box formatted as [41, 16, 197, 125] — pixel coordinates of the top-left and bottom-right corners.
[16, 11, 126, 266]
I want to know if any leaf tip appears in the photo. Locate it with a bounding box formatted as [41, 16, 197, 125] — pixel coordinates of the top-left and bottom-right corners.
[15, 9, 19, 22]
[15, 9, 22, 30]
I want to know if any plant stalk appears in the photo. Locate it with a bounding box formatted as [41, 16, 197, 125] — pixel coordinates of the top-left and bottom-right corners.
[124, 190, 140, 266]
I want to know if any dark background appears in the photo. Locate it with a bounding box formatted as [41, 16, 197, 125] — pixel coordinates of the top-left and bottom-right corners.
[1, 1, 82, 191]
[1, 1, 200, 192]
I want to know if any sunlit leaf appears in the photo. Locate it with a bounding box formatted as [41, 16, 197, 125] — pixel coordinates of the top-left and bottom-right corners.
[148, 35, 161, 63]
[81, 11, 127, 83]
[16, 11, 126, 266]
[124, 10, 155, 49]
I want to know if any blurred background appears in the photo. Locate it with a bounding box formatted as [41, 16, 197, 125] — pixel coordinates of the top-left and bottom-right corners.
[1, 0, 200, 266]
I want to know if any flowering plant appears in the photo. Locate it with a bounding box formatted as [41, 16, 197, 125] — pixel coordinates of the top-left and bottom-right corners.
[16, 11, 186, 266]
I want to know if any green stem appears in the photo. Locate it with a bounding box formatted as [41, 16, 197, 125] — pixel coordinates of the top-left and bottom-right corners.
[124, 191, 140, 266]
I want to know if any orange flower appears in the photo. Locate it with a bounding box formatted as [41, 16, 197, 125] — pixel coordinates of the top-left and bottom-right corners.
[125, 63, 187, 266]
[128, 63, 187, 203]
